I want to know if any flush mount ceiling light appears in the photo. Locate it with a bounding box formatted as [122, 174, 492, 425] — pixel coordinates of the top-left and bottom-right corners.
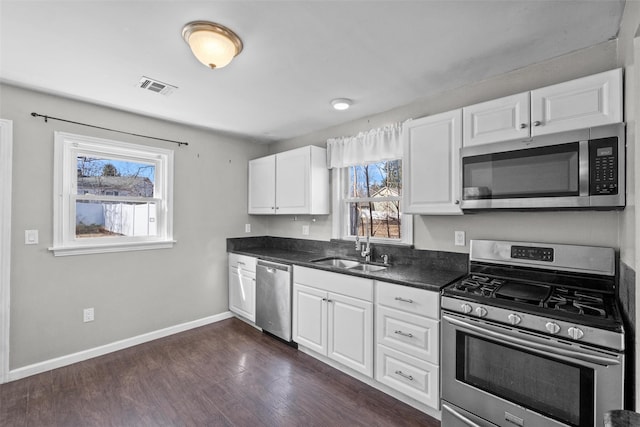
[331, 98, 352, 111]
[181, 21, 243, 69]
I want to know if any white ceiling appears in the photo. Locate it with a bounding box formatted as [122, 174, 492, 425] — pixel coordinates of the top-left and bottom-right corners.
[0, 0, 626, 143]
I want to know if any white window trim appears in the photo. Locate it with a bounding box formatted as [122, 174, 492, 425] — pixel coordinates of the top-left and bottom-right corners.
[331, 167, 413, 246]
[51, 132, 175, 256]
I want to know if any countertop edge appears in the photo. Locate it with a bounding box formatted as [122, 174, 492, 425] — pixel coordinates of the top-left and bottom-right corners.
[228, 248, 465, 292]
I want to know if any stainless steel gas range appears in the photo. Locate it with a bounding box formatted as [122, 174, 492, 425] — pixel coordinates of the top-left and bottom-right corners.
[441, 240, 625, 427]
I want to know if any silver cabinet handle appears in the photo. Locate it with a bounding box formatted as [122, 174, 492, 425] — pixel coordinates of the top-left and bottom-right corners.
[519, 123, 527, 129]
[394, 330, 414, 338]
[454, 200, 460, 205]
[394, 297, 414, 303]
[394, 370, 413, 381]
[532, 120, 542, 126]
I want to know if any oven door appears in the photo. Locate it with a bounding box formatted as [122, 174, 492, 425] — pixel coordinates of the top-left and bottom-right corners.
[441, 312, 624, 427]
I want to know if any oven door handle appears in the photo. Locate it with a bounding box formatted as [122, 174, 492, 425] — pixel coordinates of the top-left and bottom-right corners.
[442, 403, 482, 427]
[443, 315, 621, 367]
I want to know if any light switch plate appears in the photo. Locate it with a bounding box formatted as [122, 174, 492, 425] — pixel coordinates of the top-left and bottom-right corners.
[245, 223, 251, 233]
[454, 230, 466, 246]
[25, 229, 39, 245]
[302, 225, 310, 236]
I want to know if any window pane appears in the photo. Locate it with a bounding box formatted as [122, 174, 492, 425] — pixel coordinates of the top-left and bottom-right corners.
[76, 200, 158, 238]
[347, 160, 402, 199]
[347, 201, 401, 239]
[76, 156, 155, 197]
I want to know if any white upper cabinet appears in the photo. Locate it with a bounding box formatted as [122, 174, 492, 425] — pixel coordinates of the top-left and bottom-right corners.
[530, 68, 622, 136]
[463, 92, 530, 147]
[463, 68, 623, 146]
[247, 155, 276, 214]
[403, 109, 463, 215]
[248, 145, 330, 215]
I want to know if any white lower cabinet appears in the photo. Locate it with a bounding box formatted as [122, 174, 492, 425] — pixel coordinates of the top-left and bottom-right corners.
[292, 267, 442, 413]
[228, 253, 256, 322]
[375, 281, 440, 410]
[293, 266, 373, 377]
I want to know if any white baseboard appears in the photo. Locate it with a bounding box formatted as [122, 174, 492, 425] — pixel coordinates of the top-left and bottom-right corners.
[7, 311, 234, 382]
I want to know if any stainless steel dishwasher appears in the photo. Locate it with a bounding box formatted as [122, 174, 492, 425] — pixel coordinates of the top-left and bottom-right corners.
[255, 260, 293, 342]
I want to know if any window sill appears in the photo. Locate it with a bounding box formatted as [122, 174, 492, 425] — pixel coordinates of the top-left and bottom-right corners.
[49, 240, 176, 257]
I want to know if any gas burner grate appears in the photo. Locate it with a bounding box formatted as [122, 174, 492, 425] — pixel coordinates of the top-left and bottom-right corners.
[454, 275, 504, 297]
[546, 288, 607, 318]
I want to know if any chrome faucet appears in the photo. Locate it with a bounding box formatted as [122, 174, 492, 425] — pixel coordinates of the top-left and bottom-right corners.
[359, 211, 371, 263]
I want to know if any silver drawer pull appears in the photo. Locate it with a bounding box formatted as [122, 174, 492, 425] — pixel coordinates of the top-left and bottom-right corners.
[394, 330, 414, 338]
[394, 297, 414, 303]
[395, 370, 414, 381]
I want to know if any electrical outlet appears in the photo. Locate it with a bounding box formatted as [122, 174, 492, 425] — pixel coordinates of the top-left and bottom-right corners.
[83, 308, 94, 323]
[302, 225, 310, 235]
[454, 231, 466, 246]
[245, 223, 251, 233]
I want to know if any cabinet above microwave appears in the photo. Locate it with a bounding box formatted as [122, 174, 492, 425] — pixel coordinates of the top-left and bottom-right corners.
[463, 68, 622, 147]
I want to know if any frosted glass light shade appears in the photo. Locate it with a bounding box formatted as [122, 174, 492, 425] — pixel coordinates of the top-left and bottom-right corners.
[182, 21, 243, 69]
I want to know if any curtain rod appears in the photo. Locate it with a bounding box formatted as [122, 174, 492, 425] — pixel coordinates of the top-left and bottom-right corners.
[30, 112, 189, 147]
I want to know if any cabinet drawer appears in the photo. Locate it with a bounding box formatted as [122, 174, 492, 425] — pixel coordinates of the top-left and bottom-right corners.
[228, 253, 256, 273]
[376, 344, 439, 409]
[376, 306, 439, 364]
[376, 281, 438, 318]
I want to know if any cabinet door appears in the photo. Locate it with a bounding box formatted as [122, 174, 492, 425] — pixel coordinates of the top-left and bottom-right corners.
[228, 268, 256, 322]
[403, 109, 463, 214]
[275, 146, 310, 214]
[248, 155, 276, 214]
[327, 292, 373, 377]
[292, 283, 327, 354]
[463, 92, 530, 146]
[531, 68, 622, 136]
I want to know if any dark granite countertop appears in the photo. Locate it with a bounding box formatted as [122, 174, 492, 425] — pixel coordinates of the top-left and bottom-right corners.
[227, 237, 467, 292]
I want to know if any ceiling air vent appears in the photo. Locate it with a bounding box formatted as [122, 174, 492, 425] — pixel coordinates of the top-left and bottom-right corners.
[136, 76, 177, 96]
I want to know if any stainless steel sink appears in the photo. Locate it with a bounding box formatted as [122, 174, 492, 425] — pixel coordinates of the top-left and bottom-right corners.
[311, 257, 361, 269]
[310, 257, 388, 273]
[348, 264, 388, 273]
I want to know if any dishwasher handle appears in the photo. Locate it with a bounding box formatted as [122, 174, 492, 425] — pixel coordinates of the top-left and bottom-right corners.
[257, 260, 291, 273]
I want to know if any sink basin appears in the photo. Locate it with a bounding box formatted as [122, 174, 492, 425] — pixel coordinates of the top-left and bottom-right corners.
[348, 264, 388, 273]
[310, 257, 388, 273]
[311, 257, 361, 269]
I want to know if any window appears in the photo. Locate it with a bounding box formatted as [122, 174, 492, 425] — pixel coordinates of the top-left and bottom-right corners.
[52, 132, 174, 256]
[335, 159, 412, 245]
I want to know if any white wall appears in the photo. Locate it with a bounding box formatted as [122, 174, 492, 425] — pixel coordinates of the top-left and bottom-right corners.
[1, 84, 269, 370]
[268, 40, 622, 253]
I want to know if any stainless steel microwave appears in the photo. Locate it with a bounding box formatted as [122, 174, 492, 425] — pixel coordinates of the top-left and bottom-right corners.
[460, 123, 625, 210]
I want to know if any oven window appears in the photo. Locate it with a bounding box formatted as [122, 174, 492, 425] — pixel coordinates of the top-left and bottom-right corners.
[462, 143, 579, 200]
[456, 332, 594, 427]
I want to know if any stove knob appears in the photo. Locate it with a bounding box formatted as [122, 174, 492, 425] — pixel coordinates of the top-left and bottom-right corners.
[475, 307, 488, 318]
[568, 327, 584, 340]
[461, 303, 472, 314]
[545, 322, 561, 334]
[508, 314, 522, 325]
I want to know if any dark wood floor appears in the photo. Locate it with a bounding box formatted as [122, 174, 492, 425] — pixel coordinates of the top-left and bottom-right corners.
[1, 318, 440, 426]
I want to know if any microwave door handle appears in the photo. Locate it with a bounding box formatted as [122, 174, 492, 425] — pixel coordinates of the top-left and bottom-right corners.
[579, 140, 589, 196]
[443, 315, 621, 367]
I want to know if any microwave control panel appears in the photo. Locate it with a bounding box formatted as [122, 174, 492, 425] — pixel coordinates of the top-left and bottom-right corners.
[589, 137, 618, 195]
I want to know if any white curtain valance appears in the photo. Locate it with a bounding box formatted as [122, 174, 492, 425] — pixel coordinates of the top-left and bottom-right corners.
[326, 121, 405, 169]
